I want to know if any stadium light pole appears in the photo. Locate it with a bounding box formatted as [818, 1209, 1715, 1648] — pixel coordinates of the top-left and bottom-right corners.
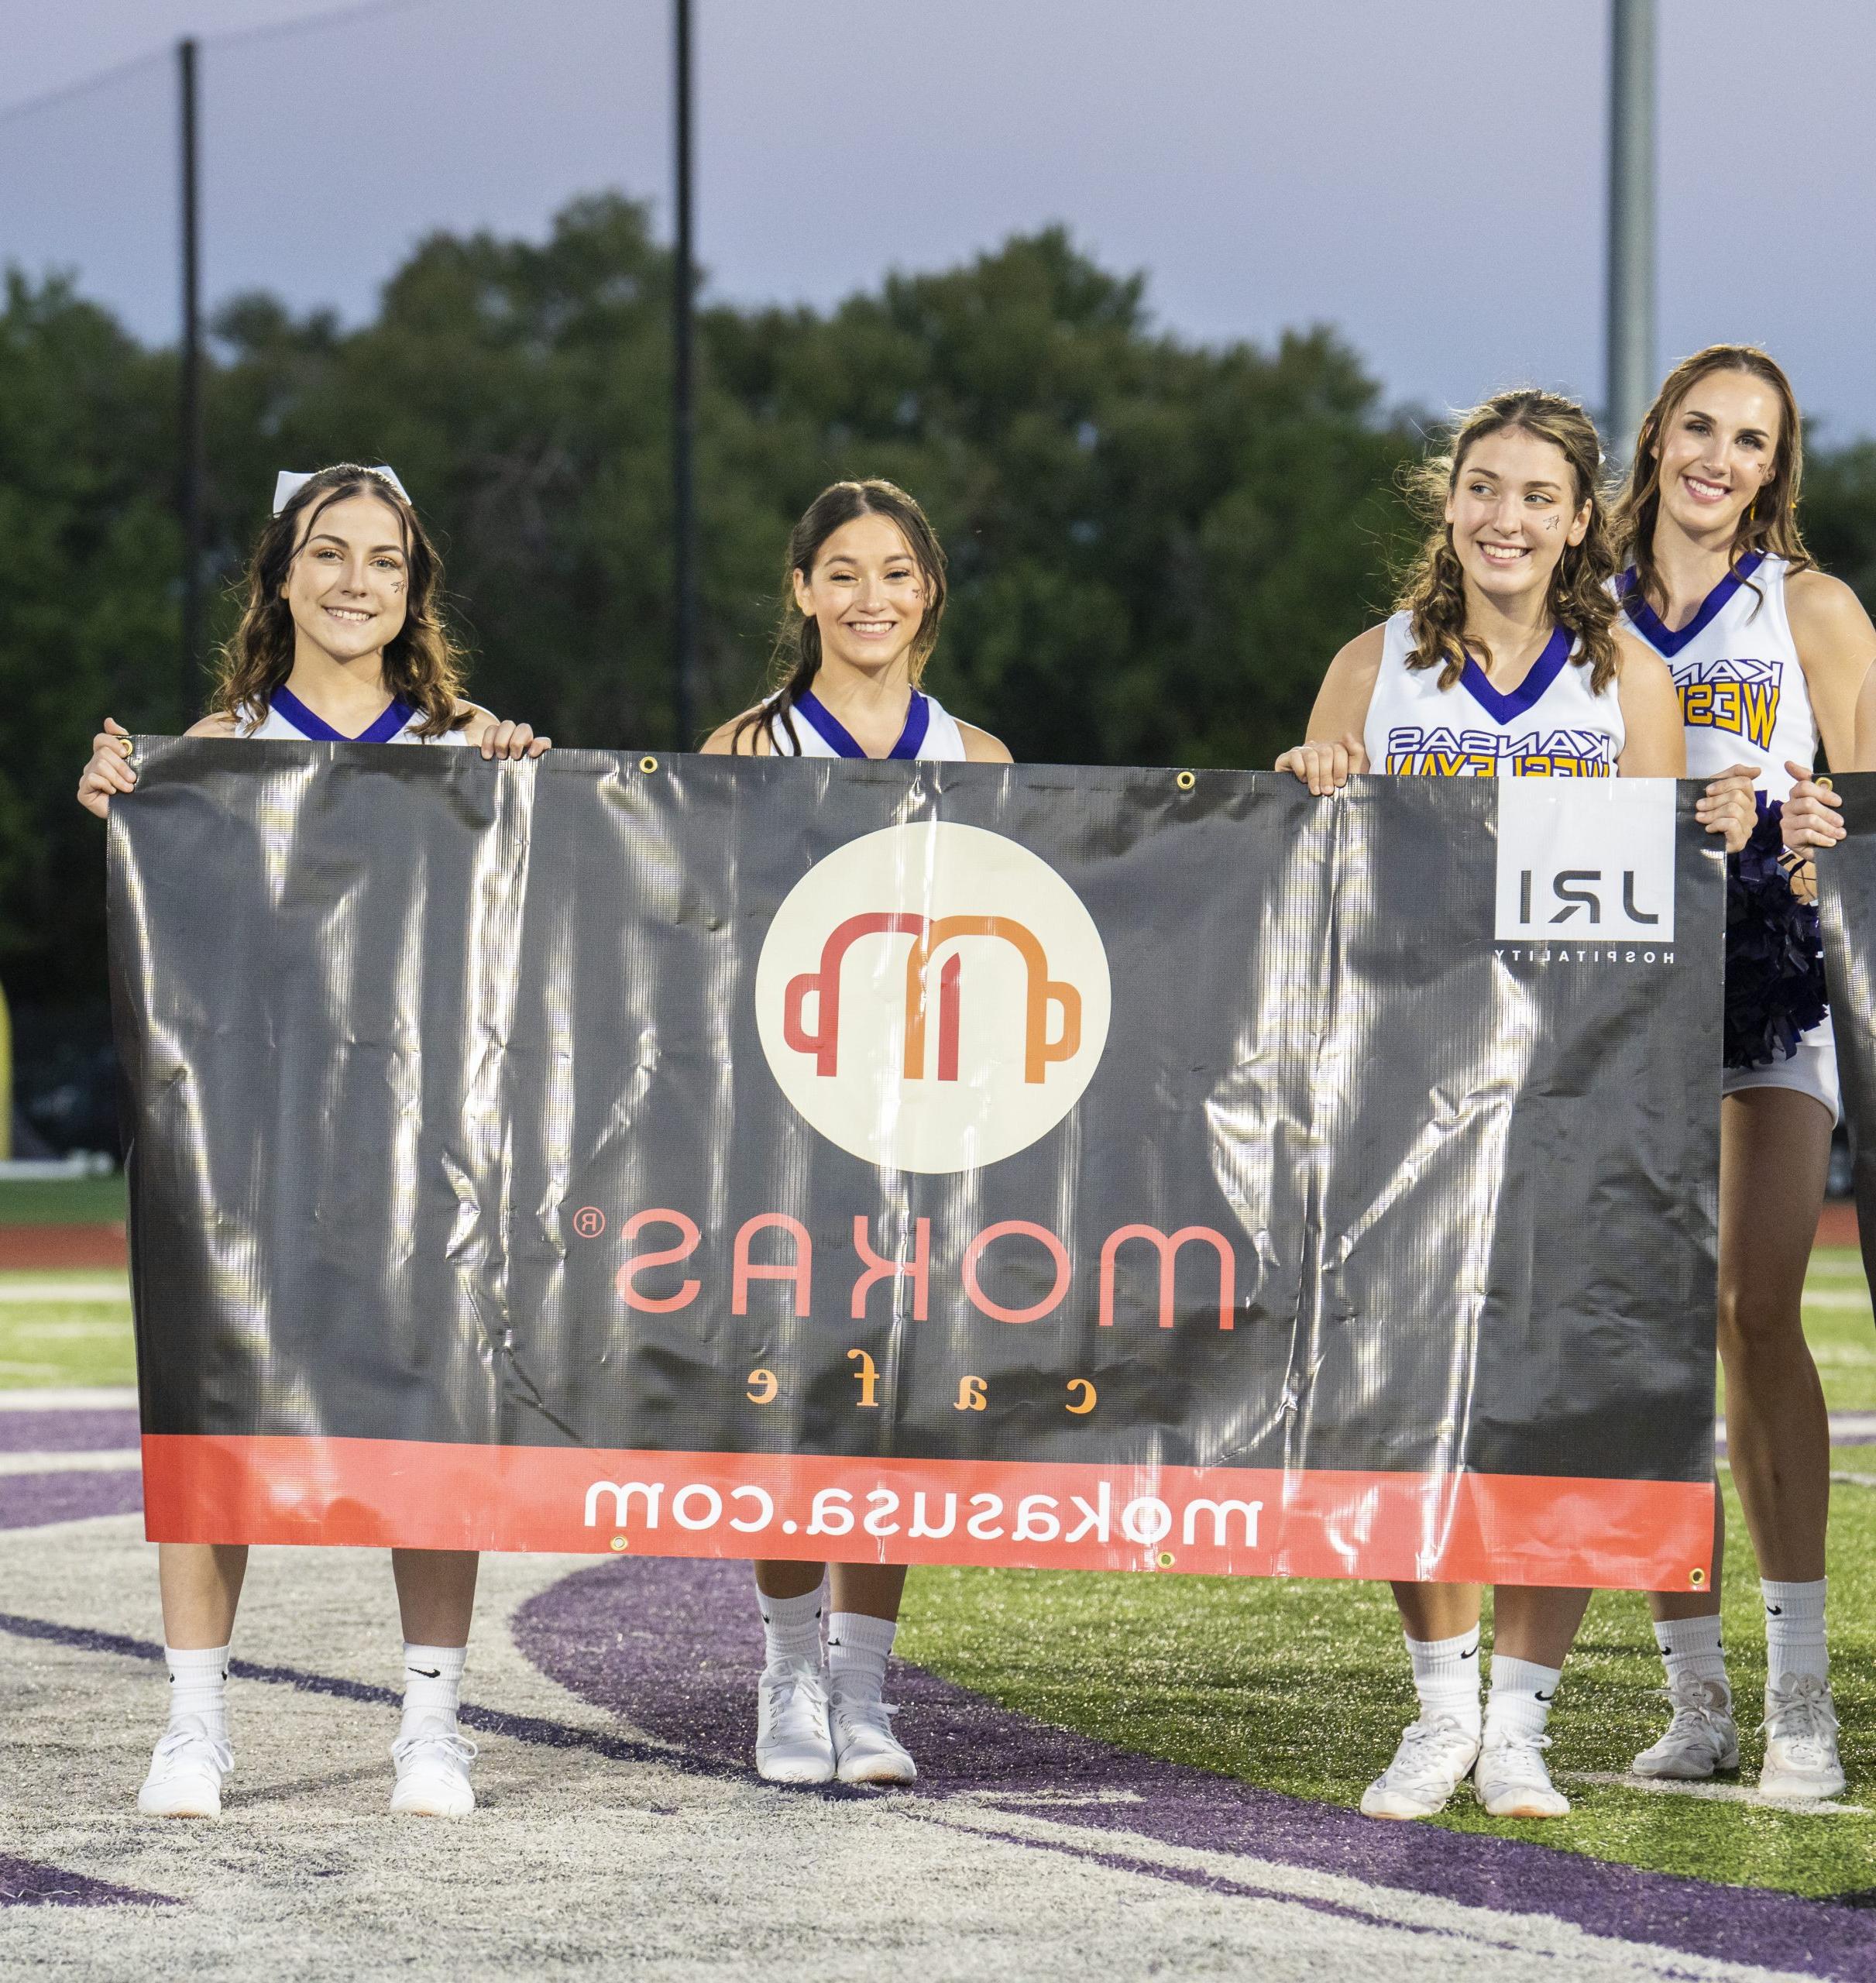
[1605, 0, 1657, 464]
[178, 36, 205, 726]
[671, 0, 698, 749]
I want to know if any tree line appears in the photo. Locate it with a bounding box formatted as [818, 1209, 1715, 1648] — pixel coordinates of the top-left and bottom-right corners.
[5, 190, 1874, 1041]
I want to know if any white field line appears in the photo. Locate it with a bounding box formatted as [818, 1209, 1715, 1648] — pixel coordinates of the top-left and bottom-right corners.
[0, 1281, 129, 1304]
[0, 1386, 137, 1409]
[1830, 1471, 1876, 1488]
[0, 1449, 139, 1476]
[1562, 1771, 1867, 1816]
[1802, 1287, 1874, 1311]
[909, 1796, 1819, 1981]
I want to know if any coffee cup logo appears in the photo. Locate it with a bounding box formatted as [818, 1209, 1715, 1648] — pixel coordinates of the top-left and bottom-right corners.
[755, 822, 1111, 1172]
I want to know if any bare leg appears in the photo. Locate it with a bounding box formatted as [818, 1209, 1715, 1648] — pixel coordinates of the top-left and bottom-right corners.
[158, 1541, 248, 1648]
[390, 1550, 479, 1645]
[829, 1563, 908, 1623]
[1713, 1088, 1832, 1582]
[754, 1560, 826, 1601]
[1492, 1586, 1591, 1667]
[1390, 1582, 1481, 1643]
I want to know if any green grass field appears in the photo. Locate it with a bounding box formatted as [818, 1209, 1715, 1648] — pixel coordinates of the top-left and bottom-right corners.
[0, 1173, 127, 1226]
[902, 1246, 1876, 1900]
[5, 1237, 1871, 1896]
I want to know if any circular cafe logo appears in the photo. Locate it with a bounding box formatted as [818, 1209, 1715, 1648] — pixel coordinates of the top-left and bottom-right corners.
[754, 821, 1112, 1174]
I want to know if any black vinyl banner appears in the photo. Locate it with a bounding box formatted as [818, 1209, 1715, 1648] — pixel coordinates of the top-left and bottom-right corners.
[1819, 773, 1876, 1307]
[109, 741, 1723, 1588]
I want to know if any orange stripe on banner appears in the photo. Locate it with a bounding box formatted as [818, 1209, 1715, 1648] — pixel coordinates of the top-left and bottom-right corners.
[139, 1435, 1715, 1591]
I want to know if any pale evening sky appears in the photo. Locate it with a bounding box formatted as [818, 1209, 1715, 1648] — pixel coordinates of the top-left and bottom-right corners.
[2, 0, 1872, 441]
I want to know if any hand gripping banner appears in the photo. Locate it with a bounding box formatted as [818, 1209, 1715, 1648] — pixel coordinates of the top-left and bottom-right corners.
[109, 742, 1723, 1589]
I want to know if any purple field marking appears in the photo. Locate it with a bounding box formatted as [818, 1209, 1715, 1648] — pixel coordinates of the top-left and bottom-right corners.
[0, 1410, 139, 1455]
[0, 1469, 142, 1531]
[513, 1557, 1876, 1983]
[0, 1854, 174, 1909]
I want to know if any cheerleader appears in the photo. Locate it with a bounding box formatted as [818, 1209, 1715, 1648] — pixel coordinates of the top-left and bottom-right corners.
[77, 464, 548, 1820]
[1276, 390, 1755, 1821]
[703, 479, 1009, 1785]
[1620, 349, 1876, 1801]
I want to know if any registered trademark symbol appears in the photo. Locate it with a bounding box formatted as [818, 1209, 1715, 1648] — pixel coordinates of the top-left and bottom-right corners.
[572, 1206, 606, 1239]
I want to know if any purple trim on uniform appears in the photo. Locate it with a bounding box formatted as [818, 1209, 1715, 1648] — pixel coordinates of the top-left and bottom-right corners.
[0, 1469, 141, 1531]
[269, 685, 417, 744]
[0, 1854, 175, 1909]
[0, 1408, 138, 1455]
[1618, 551, 1765, 657]
[1458, 624, 1573, 725]
[892, 691, 931, 759]
[513, 1555, 1876, 1981]
[792, 689, 930, 761]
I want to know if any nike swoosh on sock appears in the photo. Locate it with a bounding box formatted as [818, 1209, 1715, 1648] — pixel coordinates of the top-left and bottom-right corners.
[1460, 1648, 1478, 1659]
[1767, 1606, 1784, 1617]
[408, 1667, 443, 1679]
[1534, 1690, 1555, 1702]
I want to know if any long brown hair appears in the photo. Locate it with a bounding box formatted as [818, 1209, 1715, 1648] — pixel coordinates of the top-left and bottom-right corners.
[729, 479, 949, 754]
[1612, 343, 1812, 613]
[212, 465, 469, 736]
[1397, 388, 1620, 694]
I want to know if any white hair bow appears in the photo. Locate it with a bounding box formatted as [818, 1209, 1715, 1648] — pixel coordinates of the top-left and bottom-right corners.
[272, 466, 411, 514]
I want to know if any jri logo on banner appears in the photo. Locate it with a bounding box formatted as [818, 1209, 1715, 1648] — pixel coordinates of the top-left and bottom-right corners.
[1493, 779, 1676, 942]
[754, 821, 1112, 1172]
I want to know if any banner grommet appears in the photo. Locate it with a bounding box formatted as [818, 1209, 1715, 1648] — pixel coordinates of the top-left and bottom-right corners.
[1176, 771, 1196, 792]
[639, 756, 659, 775]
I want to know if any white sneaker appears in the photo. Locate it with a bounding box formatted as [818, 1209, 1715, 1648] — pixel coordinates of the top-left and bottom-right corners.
[1359, 1716, 1480, 1820]
[390, 1721, 478, 1817]
[1475, 1730, 1570, 1818]
[754, 1661, 834, 1785]
[1631, 1676, 1739, 1780]
[1759, 1674, 1845, 1801]
[137, 1721, 232, 1818]
[830, 1688, 916, 1786]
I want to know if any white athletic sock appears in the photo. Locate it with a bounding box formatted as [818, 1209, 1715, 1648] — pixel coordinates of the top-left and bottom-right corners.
[758, 1586, 823, 1670]
[826, 1611, 896, 1705]
[1761, 1577, 1828, 1687]
[164, 1643, 230, 1741]
[1653, 1614, 1729, 1695]
[400, 1642, 466, 1732]
[1404, 1627, 1481, 1731]
[1484, 1655, 1562, 1747]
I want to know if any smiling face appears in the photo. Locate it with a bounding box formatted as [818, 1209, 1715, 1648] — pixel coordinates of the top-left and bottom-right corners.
[281, 491, 411, 665]
[1444, 426, 1590, 605]
[792, 512, 928, 678]
[1652, 368, 1783, 543]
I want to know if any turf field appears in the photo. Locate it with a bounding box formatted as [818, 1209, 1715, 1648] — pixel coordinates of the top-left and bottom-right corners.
[2, 1242, 1873, 1977]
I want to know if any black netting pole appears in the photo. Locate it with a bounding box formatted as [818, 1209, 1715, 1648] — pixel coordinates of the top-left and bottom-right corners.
[671, 0, 697, 747]
[178, 36, 205, 727]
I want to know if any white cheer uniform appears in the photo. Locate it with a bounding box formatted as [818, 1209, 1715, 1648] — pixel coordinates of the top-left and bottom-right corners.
[1362, 612, 1624, 777]
[1617, 552, 1838, 1122]
[240, 685, 471, 746]
[769, 687, 968, 763]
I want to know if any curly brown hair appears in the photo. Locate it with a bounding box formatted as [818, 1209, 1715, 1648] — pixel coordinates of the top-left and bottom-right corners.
[1397, 388, 1620, 695]
[212, 466, 469, 737]
[1611, 344, 1812, 613]
[729, 479, 949, 754]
